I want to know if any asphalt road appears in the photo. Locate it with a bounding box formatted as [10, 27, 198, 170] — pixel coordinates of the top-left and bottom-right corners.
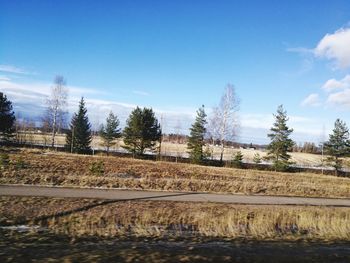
[1, 185, 350, 207]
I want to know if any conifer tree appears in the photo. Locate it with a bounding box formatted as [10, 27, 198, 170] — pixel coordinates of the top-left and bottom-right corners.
[266, 105, 294, 171]
[123, 107, 161, 155]
[324, 119, 350, 176]
[253, 152, 262, 164]
[66, 97, 92, 154]
[0, 92, 16, 142]
[187, 105, 207, 164]
[231, 151, 244, 168]
[99, 111, 121, 155]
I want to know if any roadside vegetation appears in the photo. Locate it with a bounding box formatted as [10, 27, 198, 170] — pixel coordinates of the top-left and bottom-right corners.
[1, 196, 349, 241]
[0, 149, 349, 198]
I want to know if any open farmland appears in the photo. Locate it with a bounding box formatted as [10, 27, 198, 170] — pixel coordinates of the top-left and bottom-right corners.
[1, 148, 349, 198]
[15, 132, 328, 167]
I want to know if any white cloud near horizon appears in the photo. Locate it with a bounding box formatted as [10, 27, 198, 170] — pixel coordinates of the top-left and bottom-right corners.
[314, 27, 350, 69]
[0, 75, 11, 81]
[0, 64, 36, 75]
[1, 79, 325, 143]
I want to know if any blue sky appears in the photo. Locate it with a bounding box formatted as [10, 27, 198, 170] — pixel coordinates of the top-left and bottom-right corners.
[1, 0, 350, 143]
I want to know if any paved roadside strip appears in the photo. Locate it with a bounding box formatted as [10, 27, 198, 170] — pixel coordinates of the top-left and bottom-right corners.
[0, 185, 350, 207]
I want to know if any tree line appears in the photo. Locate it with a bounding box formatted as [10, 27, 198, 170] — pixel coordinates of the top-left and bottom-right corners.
[1, 76, 350, 175]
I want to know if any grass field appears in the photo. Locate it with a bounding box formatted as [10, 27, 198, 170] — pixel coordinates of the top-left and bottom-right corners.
[1, 148, 349, 198]
[1, 196, 349, 241]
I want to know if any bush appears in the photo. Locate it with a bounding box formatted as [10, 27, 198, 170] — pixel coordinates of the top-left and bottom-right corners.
[273, 160, 292, 172]
[13, 156, 27, 170]
[231, 151, 244, 169]
[253, 153, 262, 164]
[89, 160, 105, 176]
[0, 153, 10, 169]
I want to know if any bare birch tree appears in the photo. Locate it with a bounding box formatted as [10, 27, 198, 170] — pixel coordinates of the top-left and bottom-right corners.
[209, 84, 240, 162]
[45, 76, 68, 148]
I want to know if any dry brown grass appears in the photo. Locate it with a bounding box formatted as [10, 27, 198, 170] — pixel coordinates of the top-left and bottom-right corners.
[1, 148, 350, 198]
[1, 196, 349, 241]
[21, 133, 330, 166]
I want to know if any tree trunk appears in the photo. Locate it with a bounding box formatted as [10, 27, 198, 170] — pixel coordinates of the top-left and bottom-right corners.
[51, 107, 58, 148]
[220, 141, 224, 163]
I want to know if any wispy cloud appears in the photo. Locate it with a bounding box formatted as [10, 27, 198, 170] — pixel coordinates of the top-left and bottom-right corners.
[301, 93, 321, 107]
[0, 64, 35, 75]
[240, 112, 323, 144]
[284, 47, 314, 76]
[286, 47, 314, 54]
[132, 90, 150, 96]
[0, 75, 11, 81]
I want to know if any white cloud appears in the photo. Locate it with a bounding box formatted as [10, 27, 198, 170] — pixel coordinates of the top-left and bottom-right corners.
[132, 90, 150, 96]
[302, 74, 350, 109]
[241, 113, 274, 129]
[301, 93, 321, 107]
[313, 75, 350, 109]
[326, 89, 350, 108]
[239, 112, 323, 144]
[314, 27, 350, 69]
[322, 74, 350, 92]
[0, 64, 35, 75]
[0, 75, 11, 81]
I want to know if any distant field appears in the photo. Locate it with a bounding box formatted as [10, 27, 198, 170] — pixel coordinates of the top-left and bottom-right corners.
[1, 148, 349, 198]
[16, 132, 326, 167]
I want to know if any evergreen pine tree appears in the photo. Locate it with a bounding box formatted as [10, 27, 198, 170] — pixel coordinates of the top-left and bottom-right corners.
[266, 105, 294, 171]
[231, 151, 244, 168]
[324, 119, 350, 176]
[253, 152, 262, 164]
[66, 97, 92, 154]
[123, 107, 161, 155]
[0, 92, 16, 142]
[187, 105, 207, 164]
[100, 111, 121, 155]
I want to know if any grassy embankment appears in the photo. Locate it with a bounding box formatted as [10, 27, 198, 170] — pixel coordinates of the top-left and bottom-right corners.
[1, 149, 350, 198]
[1, 196, 349, 241]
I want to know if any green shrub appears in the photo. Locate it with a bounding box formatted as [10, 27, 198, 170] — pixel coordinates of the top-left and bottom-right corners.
[89, 160, 105, 176]
[273, 160, 292, 172]
[231, 151, 244, 168]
